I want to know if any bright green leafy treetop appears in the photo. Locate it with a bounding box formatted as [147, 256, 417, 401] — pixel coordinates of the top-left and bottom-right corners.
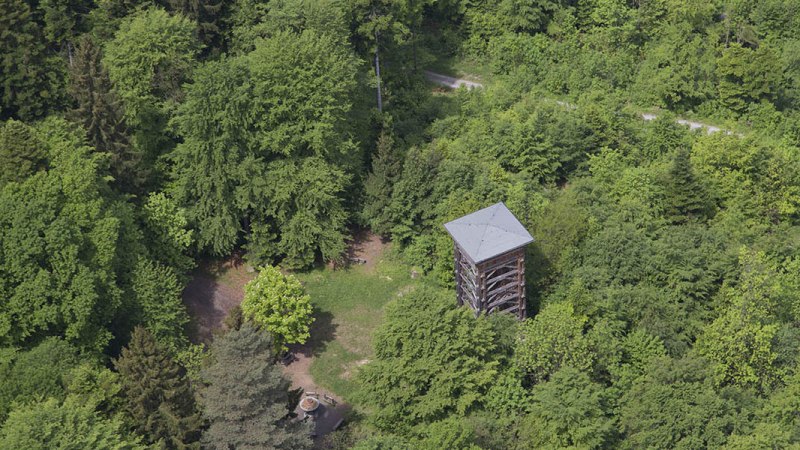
[0, 396, 144, 450]
[242, 265, 314, 349]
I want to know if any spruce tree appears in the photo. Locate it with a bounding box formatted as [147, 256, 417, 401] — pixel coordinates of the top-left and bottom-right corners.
[114, 327, 202, 449]
[663, 148, 708, 223]
[362, 129, 400, 236]
[200, 323, 311, 450]
[0, 119, 47, 186]
[0, 0, 65, 120]
[67, 35, 145, 192]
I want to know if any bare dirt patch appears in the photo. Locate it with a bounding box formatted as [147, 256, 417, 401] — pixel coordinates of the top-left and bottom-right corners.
[346, 229, 389, 273]
[181, 254, 255, 343]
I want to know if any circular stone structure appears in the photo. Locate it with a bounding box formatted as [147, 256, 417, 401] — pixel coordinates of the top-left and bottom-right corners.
[300, 396, 320, 413]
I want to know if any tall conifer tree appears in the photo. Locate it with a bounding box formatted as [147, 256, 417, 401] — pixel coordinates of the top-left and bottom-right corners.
[200, 323, 311, 450]
[664, 148, 708, 223]
[114, 327, 202, 449]
[0, 119, 47, 186]
[68, 35, 144, 192]
[0, 0, 65, 120]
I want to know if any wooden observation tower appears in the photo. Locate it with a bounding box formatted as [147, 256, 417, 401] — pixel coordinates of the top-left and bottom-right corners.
[444, 203, 534, 320]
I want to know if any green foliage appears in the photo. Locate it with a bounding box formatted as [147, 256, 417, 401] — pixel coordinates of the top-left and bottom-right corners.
[663, 148, 710, 223]
[114, 327, 202, 449]
[697, 249, 797, 391]
[0, 0, 66, 120]
[0, 338, 80, 421]
[620, 355, 745, 449]
[482, 367, 532, 415]
[241, 266, 314, 348]
[67, 35, 143, 192]
[357, 287, 499, 432]
[169, 56, 248, 255]
[5, 0, 800, 444]
[416, 417, 481, 450]
[163, 0, 224, 49]
[0, 396, 144, 450]
[244, 29, 359, 159]
[352, 434, 413, 450]
[632, 24, 715, 110]
[64, 363, 124, 414]
[387, 146, 441, 245]
[515, 302, 593, 384]
[200, 323, 312, 449]
[247, 157, 350, 268]
[0, 119, 47, 186]
[363, 129, 402, 236]
[141, 192, 195, 277]
[716, 44, 782, 114]
[0, 118, 126, 351]
[131, 258, 191, 351]
[741, 373, 800, 444]
[171, 29, 358, 265]
[39, 0, 92, 45]
[519, 367, 615, 449]
[103, 7, 199, 122]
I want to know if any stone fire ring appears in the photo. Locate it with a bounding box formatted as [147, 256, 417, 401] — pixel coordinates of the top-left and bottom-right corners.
[300, 396, 320, 413]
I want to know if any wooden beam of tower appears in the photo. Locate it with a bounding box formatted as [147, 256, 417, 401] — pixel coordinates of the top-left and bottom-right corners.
[517, 252, 526, 319]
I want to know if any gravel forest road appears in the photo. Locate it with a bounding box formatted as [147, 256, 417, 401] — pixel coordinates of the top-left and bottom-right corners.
[424, 71, 740, 136]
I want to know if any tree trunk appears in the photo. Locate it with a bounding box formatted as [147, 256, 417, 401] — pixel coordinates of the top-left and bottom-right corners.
[375, 32, 383, 113]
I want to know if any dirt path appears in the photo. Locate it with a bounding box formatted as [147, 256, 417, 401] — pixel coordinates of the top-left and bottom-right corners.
[281, 230, 388, 439]
[346, 229, 388, 273]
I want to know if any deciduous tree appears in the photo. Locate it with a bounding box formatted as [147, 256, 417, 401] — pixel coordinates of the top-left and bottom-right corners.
[0, 118, 125, 351]
[241, 266, 314, 349]
[519, 367, 615, 449]
[0, 397, 144, 450]
[515, 302, 593, 384]
[357, 287, 499, 432]
[103, 8, 199, 122]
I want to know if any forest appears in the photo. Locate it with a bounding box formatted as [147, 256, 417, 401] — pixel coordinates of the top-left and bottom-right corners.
[2, 0, 800, 448]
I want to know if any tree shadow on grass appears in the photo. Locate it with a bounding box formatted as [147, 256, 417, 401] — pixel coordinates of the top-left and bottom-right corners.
[292, 309, 337, 359]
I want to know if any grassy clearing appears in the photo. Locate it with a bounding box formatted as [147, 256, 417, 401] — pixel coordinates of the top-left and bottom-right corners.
[296, 253, 416, 401]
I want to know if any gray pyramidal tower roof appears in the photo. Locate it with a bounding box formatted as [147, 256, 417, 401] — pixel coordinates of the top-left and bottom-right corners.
[444, 202, 534, 264]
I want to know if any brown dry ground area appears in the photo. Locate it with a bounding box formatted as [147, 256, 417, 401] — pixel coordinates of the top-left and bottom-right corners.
[344, 229, 386, 273]
[182, 253, 255, 343]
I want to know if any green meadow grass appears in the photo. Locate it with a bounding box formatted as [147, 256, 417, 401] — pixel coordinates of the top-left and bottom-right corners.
[296, 254, 415, 401]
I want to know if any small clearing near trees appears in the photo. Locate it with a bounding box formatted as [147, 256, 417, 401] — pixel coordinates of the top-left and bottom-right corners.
[181, 231, 418, 403]
[182, 254, 254, 343]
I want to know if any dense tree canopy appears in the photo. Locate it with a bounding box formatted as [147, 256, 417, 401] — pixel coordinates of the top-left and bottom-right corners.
[0, 118, 126, 351]
[0, 397, 144, 450]
[170, 29, 358, 266]
[357, 287, 500, 432]
[4, 0, 800, 447]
